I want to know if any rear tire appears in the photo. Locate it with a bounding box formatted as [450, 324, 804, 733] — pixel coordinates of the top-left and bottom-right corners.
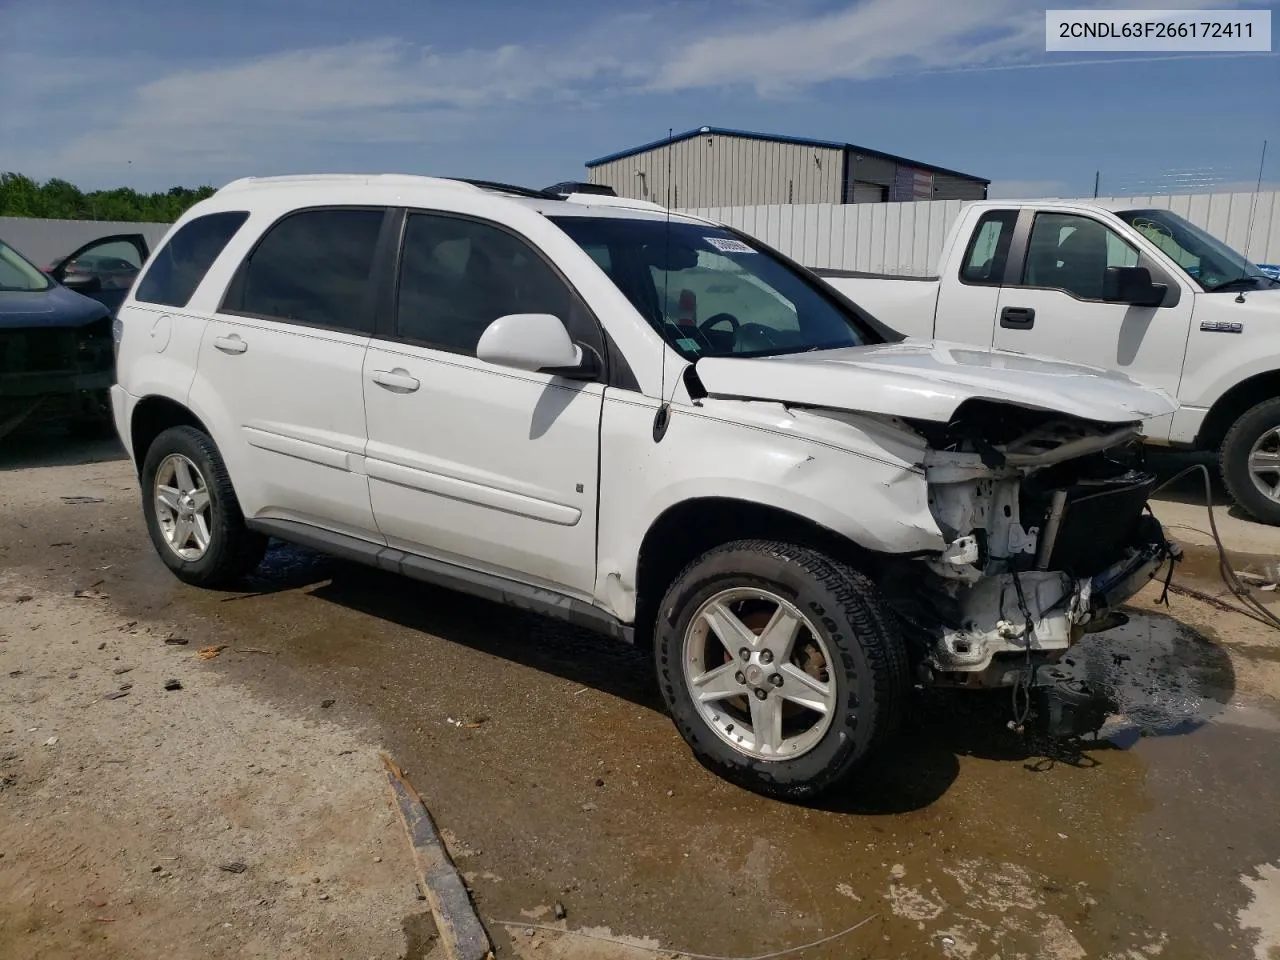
[140, 426, 266, 587]
[1221, 397, 1280, 526]
[655, 540, 908, 802]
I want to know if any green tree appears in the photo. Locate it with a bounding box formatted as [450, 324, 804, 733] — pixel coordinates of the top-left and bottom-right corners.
[0, 172, 216, 223]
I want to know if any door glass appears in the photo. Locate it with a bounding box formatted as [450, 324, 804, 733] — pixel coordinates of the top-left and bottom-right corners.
[1022, 213, 1139, 300]
[959, 210, 1017, 285]
[224, 208, 383, 332]
[395, 213, 580, 356]
[65, 239, 143, 290]
[137, 211, 249, 308]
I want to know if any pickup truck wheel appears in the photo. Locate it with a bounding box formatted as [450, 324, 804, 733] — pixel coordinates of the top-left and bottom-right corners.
[1221, 397, 1280, 526]
[140, 426, 267, 587]
[655, 540, 908, 802]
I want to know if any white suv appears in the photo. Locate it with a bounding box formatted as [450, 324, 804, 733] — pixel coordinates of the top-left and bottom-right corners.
[112, 174, 1179, 800]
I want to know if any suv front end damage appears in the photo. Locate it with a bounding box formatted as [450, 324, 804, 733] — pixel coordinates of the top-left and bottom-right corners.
[881, 400, 1176, 704]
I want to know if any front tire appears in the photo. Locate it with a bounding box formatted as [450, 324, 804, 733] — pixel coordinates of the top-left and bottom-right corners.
[655, 540, 909, 802]
[1221, 397, 1280, 525]
[140, 426, 267, 587]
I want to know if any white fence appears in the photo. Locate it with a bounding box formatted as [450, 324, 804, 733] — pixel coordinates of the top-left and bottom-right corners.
[683, 190, 1280, 276]
[0, 217, 171, 266]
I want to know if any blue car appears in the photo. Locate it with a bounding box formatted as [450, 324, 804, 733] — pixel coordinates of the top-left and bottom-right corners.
[1, 237, 116, 441]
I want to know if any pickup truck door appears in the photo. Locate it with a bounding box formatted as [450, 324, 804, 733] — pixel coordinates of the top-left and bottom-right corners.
[933, 208, 1021, 347]
[361, 209, 604, 598]
[991, 210, 1193, 410]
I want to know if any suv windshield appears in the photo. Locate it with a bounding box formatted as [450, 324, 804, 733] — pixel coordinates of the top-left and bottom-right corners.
[550, 216, 878, 358]
[1115, 208, 1276, 292]
[0, 240, 52, 292]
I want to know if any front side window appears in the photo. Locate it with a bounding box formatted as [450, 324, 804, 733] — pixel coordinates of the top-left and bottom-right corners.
[1021, 213, 1138, 300]
[395, 213, 583, 356]
[1115, 208, 1274, 292]
[960, 210, 1017, 285]
[550, 216, 877, 359]
[223, 208, 384, 332]
[0, 240, 52, 292]
[136, 211, 248, 307]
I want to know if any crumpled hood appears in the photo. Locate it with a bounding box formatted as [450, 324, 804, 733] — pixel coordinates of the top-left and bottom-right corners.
[694, 340, 1178, 424]
[0, 284, 109, 329]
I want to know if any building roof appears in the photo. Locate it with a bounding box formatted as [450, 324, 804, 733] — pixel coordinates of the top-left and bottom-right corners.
[585, 126, 990, 185]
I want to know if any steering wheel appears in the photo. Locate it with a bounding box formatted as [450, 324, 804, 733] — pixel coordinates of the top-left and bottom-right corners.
[736, 322, 781, 349]
[698, 312, 740, 334]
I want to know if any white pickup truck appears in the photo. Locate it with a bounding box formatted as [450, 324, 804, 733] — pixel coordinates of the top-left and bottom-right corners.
[817, 200, 1280, 524]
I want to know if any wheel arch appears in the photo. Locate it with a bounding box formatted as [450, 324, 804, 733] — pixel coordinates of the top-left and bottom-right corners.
[1195, 369, 1280, 452]
[632, 496, 888, 650]
[130, 395, 211, 474]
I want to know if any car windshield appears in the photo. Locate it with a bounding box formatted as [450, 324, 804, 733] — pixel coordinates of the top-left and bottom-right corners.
[1114, 208, 1274, 292]
[550, 216, 878, 359]
[0, 240, 52, 292]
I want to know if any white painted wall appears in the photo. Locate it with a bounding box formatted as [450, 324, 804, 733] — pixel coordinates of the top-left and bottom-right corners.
[684, 190, 1280, 275]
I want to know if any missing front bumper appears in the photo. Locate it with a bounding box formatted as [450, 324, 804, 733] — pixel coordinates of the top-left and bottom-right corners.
[924, 515, 1173, 687]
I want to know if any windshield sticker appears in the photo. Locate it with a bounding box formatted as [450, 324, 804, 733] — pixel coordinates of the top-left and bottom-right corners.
[675, 337, 702, 353]
[704, 237, 756, 254]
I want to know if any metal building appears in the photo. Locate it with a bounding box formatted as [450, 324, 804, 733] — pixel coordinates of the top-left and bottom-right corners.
[585, 127, 989, 208]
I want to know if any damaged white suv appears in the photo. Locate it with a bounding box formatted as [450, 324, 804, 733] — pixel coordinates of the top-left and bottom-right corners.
[111, 175, 1179, 800]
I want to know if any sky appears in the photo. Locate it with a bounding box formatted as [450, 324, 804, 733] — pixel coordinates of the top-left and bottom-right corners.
[2, 0, 1278, 199]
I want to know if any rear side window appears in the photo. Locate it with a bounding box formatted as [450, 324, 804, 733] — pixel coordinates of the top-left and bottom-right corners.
[222, 208, 384, 333]
[959, 210, 1017, 286]
[135, 211, 248, 307]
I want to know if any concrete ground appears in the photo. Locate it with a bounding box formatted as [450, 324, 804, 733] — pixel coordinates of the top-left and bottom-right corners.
[2, 434, 1280, 960]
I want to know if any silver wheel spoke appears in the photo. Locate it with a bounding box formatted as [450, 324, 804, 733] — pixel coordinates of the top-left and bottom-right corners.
[189, 488, 211, 512]
[172, 517, 192, 550]
[702, 601, 760, 657]
[156, 485, 182, 513]
[192, 515, 211, 551]
[690, 662, 744, 703]
[749, 693, 784, 754]
[758, 605, 804, 661]
[174, 458, 196, 494]
[777, 663, 832, 714]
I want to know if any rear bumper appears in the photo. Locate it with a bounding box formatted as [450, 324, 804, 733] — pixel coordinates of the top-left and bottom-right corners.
[110, 384, 137, 462]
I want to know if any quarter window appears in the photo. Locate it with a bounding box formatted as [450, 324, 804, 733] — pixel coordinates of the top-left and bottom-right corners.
[395, 213, 586, 356]
[222, 208, 384, 332]
[959, 210, 1017, 285]
[1021, 213, 1139, 300]
[135, 211, 248, 308]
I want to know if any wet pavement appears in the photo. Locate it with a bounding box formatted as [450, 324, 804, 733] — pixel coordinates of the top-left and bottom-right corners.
[4, 435, 1280, 959]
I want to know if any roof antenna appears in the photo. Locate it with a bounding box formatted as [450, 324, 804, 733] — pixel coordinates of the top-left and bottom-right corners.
[653, 127, 675, 443]
[1238, 139, 1268, 303]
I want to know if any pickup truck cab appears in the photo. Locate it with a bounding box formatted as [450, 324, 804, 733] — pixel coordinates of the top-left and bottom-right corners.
[113, 175, 1178, 800]
[819, 200, 1280, 524]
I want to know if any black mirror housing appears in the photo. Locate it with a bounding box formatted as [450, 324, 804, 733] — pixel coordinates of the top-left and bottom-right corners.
[1104, 265, 1165, 307]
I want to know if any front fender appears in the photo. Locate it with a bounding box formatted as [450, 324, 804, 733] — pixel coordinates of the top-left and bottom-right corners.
[594, 395, 945, 620]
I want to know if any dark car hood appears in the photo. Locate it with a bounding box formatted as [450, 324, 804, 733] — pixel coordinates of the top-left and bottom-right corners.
[0, 284, 110, 329]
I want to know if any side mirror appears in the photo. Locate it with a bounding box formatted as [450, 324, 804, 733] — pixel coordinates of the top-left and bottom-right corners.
[62, 273, 103, 294]
[476, 313, 598, 379]
[1104, 266, 1165, 307]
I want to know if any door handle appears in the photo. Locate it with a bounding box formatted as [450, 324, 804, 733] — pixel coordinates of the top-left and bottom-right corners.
[1000, 307, 1036, 330]
[213, 334, 248, 355]
[371, 368, 420, 392]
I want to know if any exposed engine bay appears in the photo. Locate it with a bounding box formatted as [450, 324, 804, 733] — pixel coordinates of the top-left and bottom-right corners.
[881, 400, 1176, 717]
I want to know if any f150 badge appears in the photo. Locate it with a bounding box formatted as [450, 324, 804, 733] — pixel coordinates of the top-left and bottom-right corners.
[1200, 320, 1244, 334]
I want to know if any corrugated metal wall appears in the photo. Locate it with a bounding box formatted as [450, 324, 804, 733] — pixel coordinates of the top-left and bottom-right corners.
[0, 216, 171, 267]
[588, 134, 844, 208]
[684, 190, 1280, 274]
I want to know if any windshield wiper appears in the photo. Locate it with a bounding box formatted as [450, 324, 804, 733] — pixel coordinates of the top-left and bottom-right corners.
[1206, 274, 1280, 293]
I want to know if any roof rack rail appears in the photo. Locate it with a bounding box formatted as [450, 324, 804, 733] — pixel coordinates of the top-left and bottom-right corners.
[542, 181, 616, 198]
[452, 178, 554, 199]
